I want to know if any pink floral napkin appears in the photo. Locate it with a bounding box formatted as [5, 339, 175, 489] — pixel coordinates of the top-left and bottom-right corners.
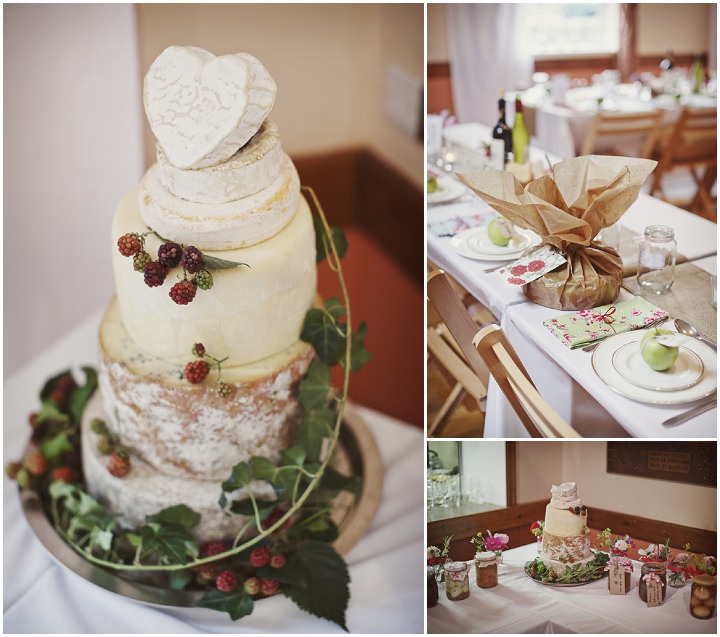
[543, 297, 669, 349]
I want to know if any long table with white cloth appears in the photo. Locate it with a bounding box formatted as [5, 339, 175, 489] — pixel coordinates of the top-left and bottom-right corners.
[427, 543, 717, 634]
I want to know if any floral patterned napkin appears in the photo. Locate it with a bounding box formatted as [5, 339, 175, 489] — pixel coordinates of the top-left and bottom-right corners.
[428, 212, 493, 238]
[543, 297, 669, 349]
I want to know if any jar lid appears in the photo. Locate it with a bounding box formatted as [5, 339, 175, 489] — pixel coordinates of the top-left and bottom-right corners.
[475, 551, 497, 563]
[444, 561, 469, 573]
[693, 574, 717, 586]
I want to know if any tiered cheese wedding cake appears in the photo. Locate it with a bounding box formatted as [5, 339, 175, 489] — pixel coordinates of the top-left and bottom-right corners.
[81, 46, 317, 541]
[539, 482, 594, 572]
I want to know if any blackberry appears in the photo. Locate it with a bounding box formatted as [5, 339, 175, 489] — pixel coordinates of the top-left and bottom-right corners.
[194, 269, 213, 290]
[184, 360, 209, 384]
[133, 250, 152, 272]
[181, 246, 205, 274]
[270, 552, 286, 569]
[157, 241, 183, 268]
[250, 545, 271, 568]
[24, 450, 47, 475]
[143, 261, 168, 287]
[216, 380, 235, 398]
[117, 233, 142, 257]
[216, 570, 237, 593]
[170, 279, 197, 305]
[192, 343, 206, 358]
[50, 466, 74, 483]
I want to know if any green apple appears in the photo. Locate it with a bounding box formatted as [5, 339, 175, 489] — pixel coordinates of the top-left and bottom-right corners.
[427, 175, 438, 194]
[487, 218, 513, 247]
[640, 328, 679, 372]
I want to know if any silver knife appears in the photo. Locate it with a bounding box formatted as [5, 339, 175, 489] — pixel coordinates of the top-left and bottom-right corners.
[662, 396, 717, 427]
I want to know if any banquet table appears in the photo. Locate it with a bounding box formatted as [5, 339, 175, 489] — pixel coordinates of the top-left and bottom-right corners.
[3, 308, 425, 634]
[427, 127, 717, 437]
[427, 543, 717, 634]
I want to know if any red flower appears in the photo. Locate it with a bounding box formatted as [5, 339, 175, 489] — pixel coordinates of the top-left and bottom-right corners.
[510, 264, 528, 276]
[528, 260, 545, 272]
[507, 277, 526, 286]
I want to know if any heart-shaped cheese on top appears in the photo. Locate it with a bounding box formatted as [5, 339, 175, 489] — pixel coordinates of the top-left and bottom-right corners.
[144, 46, 276, 169]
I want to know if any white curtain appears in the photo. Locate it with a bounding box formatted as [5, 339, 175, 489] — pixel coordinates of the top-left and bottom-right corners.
[446, 3, 533, 127]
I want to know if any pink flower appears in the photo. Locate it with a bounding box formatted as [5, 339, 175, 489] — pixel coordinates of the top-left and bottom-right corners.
[485, 536, 506, 551]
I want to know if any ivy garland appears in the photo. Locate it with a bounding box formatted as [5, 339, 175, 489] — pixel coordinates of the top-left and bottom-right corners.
[9, 186, 370, 630]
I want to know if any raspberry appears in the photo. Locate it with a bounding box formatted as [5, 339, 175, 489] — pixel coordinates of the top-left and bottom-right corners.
[24, 450, 47, 475]
[50, 466, 74, 483]
[243, 576, 261, 596]
[192, 343, 206, 358]
[143, 261, 168, 287]
[56, 374, 77, 396]
[250, 545, 271, 568]
[216, 380, 235, 398]
[216, 570, 237, 593]
[181, 246, 205, 274]
[184, 360, 209, 384]
[133, 250, 152, 272]
[194, 563, 219, 581]
[108, 450, 131, 477]
[28, 412, 40, 427]
[266, 506, 294, 531]
[169, 279, 197, 305]
[117, 233, 142, 257]
[270, 552, 286, 569]
[48, 389, 67, 408]
[157, 242, 183, 268]
[260, 578, 280, 596]
[194, 269, 213, 291]
[201, 541, 229, 557]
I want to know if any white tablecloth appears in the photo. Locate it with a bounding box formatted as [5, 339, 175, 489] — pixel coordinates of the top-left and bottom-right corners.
[3, 309, 425, 633]
[427, 543, 717, 634]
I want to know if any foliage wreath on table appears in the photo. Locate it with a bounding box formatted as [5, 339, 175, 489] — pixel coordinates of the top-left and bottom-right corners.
[5, 197, 372, 630]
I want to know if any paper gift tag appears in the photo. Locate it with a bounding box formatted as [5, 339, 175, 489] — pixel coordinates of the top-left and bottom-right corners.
[608, 564, 627, 595]
[497, 245, 567, 287]
[646, 578, 663, 607]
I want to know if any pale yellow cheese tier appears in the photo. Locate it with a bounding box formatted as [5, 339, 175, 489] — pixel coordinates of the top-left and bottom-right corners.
[113, 189, 316, 367]
[82, 391, 273, 542]
[543, 503, 587, 537]
[98, 297, 314, 480]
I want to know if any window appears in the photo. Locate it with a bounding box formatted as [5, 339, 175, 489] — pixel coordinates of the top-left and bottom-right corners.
[517, 3, 620, 57]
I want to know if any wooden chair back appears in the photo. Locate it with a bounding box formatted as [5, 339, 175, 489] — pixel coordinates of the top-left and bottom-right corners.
[472, 324, 581, 438]
[580, 109, 664, 158]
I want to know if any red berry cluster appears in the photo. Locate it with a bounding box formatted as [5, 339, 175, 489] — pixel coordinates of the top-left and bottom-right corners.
[183, 343, 235, 398]
[90, 418, 131, 478]
[116, 232, 213, 306]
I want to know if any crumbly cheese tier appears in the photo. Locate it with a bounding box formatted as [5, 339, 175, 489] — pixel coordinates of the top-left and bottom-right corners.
[99, 297, 314, 479]
[156, 120, 284, 204]
[541, 531, 593, 564]
[540, 550, 595, 575]
[139, 152, 300, 250]
[544, 503, 587, 537]
[81, 392, 274, 542]
[114, 189, 316, 367]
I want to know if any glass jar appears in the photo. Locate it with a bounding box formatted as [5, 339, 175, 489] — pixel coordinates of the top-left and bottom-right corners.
[427, 568, 439, 608]
[444, 561, 470, 601]
[639, 562, 667, 604]
[475, 551, 499, 588]
[690, 574, 716, 619]
[637, 225, 676, 294]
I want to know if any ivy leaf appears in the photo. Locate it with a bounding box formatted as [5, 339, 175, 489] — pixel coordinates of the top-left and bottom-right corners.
[147, 505, 201, 531]
[195, 588, 254, 621]
[203, 254, 250, 270]
[35, 400, 68, 425]
[300, 308, 347, 365]
[229, 497, 277, 518]
[138, 522, 197, 565]
[41, 432, 72, 460]
[294, 408, 335, 463]
[279, 541, 349, 630]
[313, 217, 348, 264]
[280, 446, 306, 468]
[68, 366, 98, 425]
[39, 369, 73, 401]
[346, 321, 372, 372]
[319, 466, 362, 496]
[249, 456, 278, 483]
[297, 360, 331, 411]
[222, 462, 251, 492]
[168, 569, 194, 590]
[324, 297, 346, 320]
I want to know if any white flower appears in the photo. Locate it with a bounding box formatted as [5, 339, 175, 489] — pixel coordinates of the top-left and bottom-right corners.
[428, 546, 440, 558]
[638, 544, 655, 557]
[495, 533, 510, 545]
[614, 539, 628, 552]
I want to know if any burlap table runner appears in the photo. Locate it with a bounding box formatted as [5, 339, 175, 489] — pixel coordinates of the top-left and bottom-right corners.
[623, 261, 717, 342]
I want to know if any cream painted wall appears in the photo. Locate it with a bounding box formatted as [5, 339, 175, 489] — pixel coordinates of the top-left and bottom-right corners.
[136, 3, 424, 187]
[516, 442, 716, 532]
[427, 3, 448, 62]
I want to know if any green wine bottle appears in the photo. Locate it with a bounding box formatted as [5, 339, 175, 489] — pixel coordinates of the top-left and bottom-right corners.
[512, 97, 530, 165]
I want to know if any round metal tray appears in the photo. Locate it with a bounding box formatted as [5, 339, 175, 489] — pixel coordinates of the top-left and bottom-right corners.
[20, 402, 383, 608]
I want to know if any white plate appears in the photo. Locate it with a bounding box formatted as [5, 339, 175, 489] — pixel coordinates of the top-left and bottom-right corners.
[612, 342, 704, 392]
[427, 177, 466, 204]
[451, 226, 540, 261]
[592, 331, 717, 404]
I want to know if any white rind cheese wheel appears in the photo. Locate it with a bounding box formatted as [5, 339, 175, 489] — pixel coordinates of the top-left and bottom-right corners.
[139, 153, 300, 251]
[543, 504, 587, 537]
[97, 297, 314, 480]
[144, 46, 276, 169]
[156, 120, 284, 204]
[113, 189, 317, 367]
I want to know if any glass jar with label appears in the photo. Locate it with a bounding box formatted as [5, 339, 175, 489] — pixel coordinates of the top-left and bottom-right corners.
[639, 562, 667, 603]
[690, 574, 716, 619]
[475, 551, 499, 588]
[637, 225, 676, 293]
[444, 561, 470, 601]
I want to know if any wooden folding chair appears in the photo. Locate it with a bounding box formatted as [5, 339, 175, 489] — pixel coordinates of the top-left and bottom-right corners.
[426, 270, 494, 437]
[580, 109, 664, 158]
[472, 324, 582, 438]
[649, 107, 717, 219]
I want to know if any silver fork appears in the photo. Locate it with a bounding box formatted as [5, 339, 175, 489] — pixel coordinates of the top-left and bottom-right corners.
[581, 316, 668, 353]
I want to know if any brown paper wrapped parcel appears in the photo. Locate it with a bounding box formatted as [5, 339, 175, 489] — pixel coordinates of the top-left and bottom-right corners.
[459, 155, 657, 310]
